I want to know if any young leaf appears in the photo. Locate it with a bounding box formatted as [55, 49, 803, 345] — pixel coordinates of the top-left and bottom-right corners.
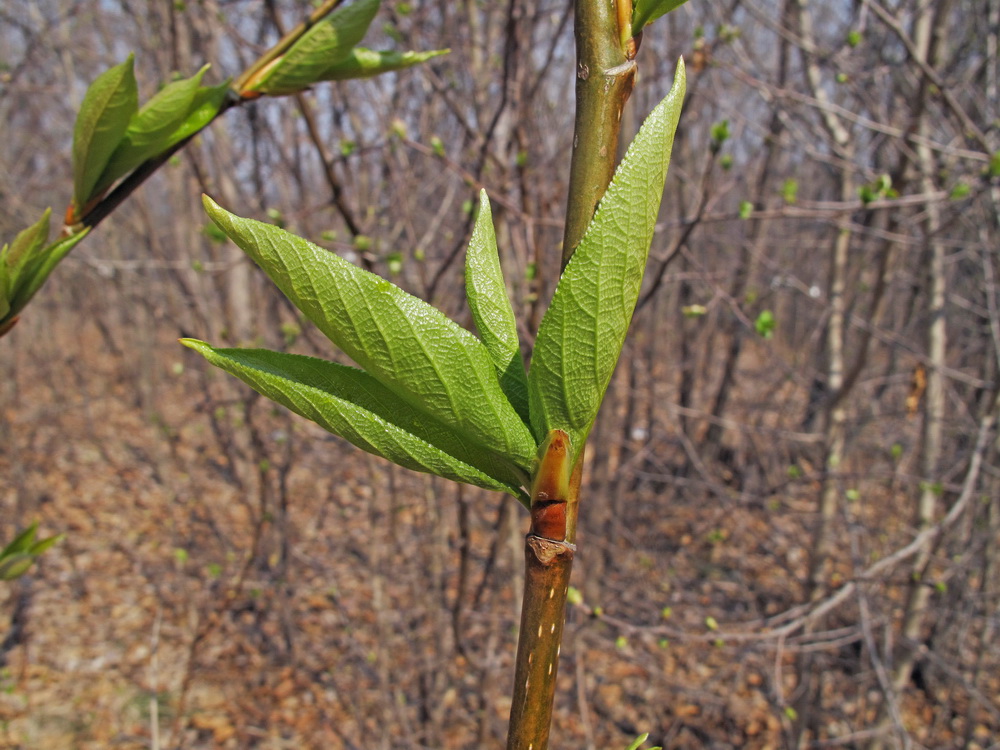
[0, 554, 36, 581]
[96, 65, 211, 193]
[0, 523, 63, 581]
[465, 190, 529, 423]
[2, 209, 52, 315]
[182, 342, 530, 500]
[528, 60, 686, 465]
[26, 533, 64, 556]
[154, 80, 232, 149]
[72, 55, 139, 211]
[202, 197, 538, 473]
[632, 0, 691, 35]
[248, 0, 380, 96]
[0, 269, 8, 320]
[315, 48, 448, 81]
[624, 734, 662, 750]
[7, 231, 90, 317]
[1, 523, 39, 556]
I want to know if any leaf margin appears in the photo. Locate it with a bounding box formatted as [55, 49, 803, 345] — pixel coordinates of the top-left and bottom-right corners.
[527, 59, 686, 466]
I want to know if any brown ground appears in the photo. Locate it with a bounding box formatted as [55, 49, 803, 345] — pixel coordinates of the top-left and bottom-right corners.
[1, 315, 997, 749]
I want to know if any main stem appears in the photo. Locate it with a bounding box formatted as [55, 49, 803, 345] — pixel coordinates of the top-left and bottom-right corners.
[505, 3, 635, 748]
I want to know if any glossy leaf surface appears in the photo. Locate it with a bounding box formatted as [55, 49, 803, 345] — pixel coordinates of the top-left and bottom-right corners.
[203, 197, 537, 473]
[465, 190, 529, 423]
[528, 60, 686, 464]
[72, 55, 138, 209]
[183, 342, 529, 500]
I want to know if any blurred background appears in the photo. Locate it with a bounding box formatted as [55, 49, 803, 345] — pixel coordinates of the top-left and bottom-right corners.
[1, 0, 997, 747]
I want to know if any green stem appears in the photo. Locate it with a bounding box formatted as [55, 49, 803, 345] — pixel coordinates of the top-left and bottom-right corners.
[560, 0, 636, 267]
[505, 3, 635, 747]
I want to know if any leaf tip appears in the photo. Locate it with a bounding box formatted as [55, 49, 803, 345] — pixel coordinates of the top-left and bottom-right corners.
[673, 56, 686, 91]
[201, 195, 232, 232]
[201, 193, 220, 212]
[179, 337, 210, 355]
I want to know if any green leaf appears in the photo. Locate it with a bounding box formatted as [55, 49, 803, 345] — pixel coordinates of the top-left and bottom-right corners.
[182, 342, 529, 500]
[3, 209, 51, 289]
[949, 182, 971, 200]
[312, 47, 448, 81]
[527, 60, 685, 464]
[781, 178, 798, 204]
[710, 119, 730, 147]
[1, 523, 38, 557]
[6, 231, 90, 318]
[72, 55, 139, 210]
[465, 190, 530, 423]
[754, 309, 775, 338]
[2, 209, 52, 318]
[989, 150, 1000, 178]
[625, 733, 661, 750]
[0, 524, 62, 581]
[29, 535, 63, 556]
[159, 80, 231, 146]
[202, 197, 537, 474]
[0, 554, 36, 581]
[632, 0, 691, 36]
[96, 65, 210, 193]
[249, 0, 381, 96]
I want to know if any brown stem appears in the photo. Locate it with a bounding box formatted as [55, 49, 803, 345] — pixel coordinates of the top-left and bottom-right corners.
[506, 535, 575, 750]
